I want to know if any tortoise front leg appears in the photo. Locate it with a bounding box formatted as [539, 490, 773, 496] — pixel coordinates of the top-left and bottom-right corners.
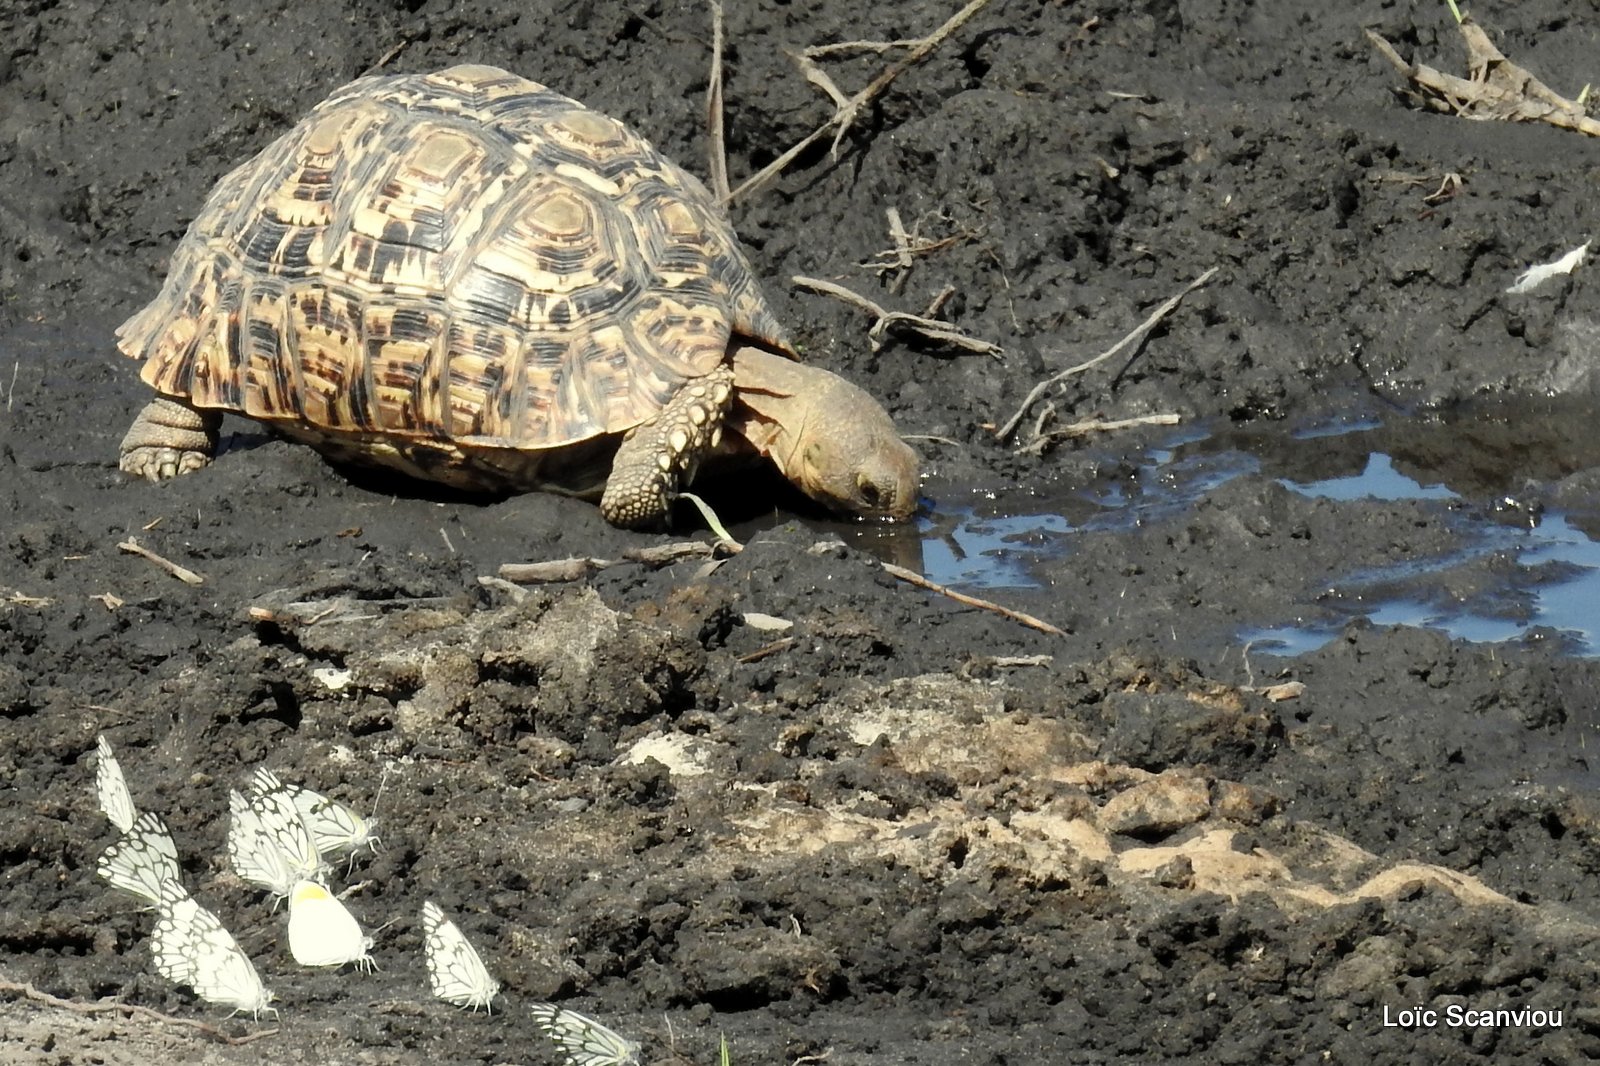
[118, 396, 221, 481]
[600, 367, 734, 528]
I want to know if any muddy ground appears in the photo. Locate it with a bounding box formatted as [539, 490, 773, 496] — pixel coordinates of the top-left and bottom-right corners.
[5, 1, 1600, 1063]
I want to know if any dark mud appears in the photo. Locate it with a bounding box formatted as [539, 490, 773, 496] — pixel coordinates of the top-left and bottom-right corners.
[4, 2, 1600, 1064]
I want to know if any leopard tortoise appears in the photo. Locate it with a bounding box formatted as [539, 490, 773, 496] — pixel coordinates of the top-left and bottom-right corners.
[117, 64, 919, 528]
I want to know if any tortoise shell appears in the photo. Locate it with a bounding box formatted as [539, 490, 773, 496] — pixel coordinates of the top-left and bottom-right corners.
[117, 64, 793, 456]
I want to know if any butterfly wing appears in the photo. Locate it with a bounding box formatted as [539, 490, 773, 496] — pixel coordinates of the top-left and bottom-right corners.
[153, 877, 273, 1017]
[184, 905, 273, 1017]
[97, 811, 180, 906]
[422, 901, 500, 1011]
[301, 796, 378, 857]
[152, 879, 203, 985]
[288, 880, 373, 970]
[529, 1004, 642, 1066]
[228, 787, 327, 897]
[227, 790, 295, 897]
[249, 766, 296, 799]
[95, 735, 136, 833]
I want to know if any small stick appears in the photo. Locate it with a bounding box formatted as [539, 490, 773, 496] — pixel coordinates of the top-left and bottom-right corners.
[794, 275, 888, 316]
[1020, 412, 1182, 454]
[793, 52, 853, 112]
[1367, 25, 1600, 136]
[4, 360, 17, 411]
[995, 267, 1217, 442]
[738, 637, 797, 663]
[366, 38, 410, 73]
[629, 541, 728, 566]
[880, 562, 1066, 636]
[1029, 401, 1054, 442]
[247, 593, 462, 625]
[497, 541, 726, 584]
[921, 284, 956, 318]
[496, 558, 606, 584]
[117, 537, 205, 586]
[957, 653, 1054, 678]
[705, 0, 730, 202]
[885, 207, 914, 293]
[0, 979, 277, 1045]
[808, 39, 918, 59]
[792, 275, 1001, 356]
[727, 0, 995, 202]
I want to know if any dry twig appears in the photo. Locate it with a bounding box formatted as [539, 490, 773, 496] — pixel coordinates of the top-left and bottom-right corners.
[0, 979, 277, 1045]
[365, 37, 411, 74]
[117, 538, 205, 586]
[994, 267, 1218, 443]
[880, 562, 1066, 636]
[1367, 20, 1600, 137]
[862, 208, 973, 294]
[793, 275, 1002, 356]
[738, 637, 797, 663]
[1019, 412, 1183, 454]
[498, 541, 732, 584]
[705, 0, 730, 202]
[727, 0, 995, 202]
[246, 593, 463, 626]
[884, 207, 914, 274]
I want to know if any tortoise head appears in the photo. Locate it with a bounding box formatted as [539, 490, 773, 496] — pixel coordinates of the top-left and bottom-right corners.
[729, 347, 921, 521]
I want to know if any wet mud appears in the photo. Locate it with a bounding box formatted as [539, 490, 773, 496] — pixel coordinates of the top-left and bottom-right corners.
[3, 2, 1600, 1064]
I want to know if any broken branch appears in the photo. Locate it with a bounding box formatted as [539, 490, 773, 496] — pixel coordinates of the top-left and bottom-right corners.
[117, 537, 205, 586]
[793, 274, 1002, 356]
[1019, 412, 1183, 454]
[1366, 20, 1600, 137]
[995, 267, 1218, 443]
[0, 979, 277, 1046]
[705, 1, 730, 202]
[881, 562, 1067, 637]
[727, 0, 995, 202]
[498, 541, 728, 584]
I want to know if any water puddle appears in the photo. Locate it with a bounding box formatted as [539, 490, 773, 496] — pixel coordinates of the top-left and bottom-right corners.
[916, 508, 1074, 590]
[907, 401, 1600, 657]
[1241, 493, 1600, 659]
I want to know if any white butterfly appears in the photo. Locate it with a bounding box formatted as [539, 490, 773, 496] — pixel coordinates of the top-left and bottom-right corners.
[151, 879, 275, 1019]
[287, 880, 375, 971]
[528, 1003, 642, 1066]
[226, 786, 327, 900]
[250, 767, 379, 859]
[96, 810, 180, 906]
[95, 734, 136, 833]
[421, 900, 500, 1012]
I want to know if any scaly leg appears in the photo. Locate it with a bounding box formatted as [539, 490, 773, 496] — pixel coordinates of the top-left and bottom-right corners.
[118, 396, 221, 481]
[600, 367, 734, 528]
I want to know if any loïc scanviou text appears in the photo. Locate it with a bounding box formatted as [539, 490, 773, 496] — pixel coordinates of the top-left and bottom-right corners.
[1383, 1005, 1562, 1029]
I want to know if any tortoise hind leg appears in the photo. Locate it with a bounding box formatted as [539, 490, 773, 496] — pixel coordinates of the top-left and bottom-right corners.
[600, 367, 734, 528]
[119, 397, 221, 481]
